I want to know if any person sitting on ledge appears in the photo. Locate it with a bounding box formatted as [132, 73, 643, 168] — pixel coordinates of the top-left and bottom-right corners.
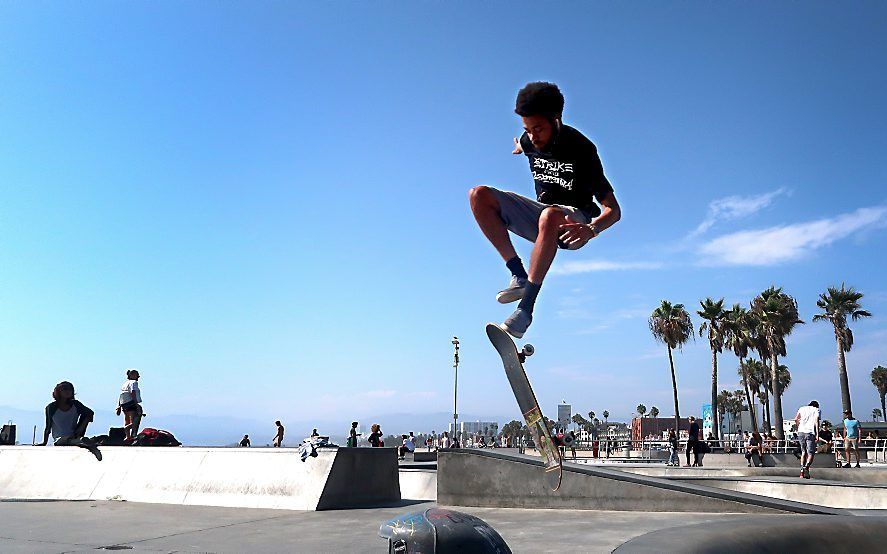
[39, 381, 94, 446]
[745, 431, 763, 467]
[38, 381, 101, 460]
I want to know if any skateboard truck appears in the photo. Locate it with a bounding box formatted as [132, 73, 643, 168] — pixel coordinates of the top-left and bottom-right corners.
[518, 344, 534, 363]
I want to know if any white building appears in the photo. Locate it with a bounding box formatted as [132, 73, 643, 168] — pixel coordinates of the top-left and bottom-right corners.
[448, 421, 499, 443]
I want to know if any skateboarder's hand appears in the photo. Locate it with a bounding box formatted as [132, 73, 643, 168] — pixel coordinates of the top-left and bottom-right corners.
[512, 137, 523, 154]
[558, 216, 595, 248]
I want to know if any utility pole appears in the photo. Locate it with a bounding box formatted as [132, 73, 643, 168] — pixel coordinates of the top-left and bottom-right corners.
[452, 336, 460, 446]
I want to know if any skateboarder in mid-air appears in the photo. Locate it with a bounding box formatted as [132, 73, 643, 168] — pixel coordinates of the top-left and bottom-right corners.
[470, 82, 621, 338]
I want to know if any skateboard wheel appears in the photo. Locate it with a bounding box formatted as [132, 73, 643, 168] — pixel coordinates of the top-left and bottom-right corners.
[522, 344, 535, 357]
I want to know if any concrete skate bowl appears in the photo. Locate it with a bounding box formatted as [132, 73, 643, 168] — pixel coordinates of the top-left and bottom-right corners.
[613, 514, 887, 553]
[438, 449, 847, 514]
[0, 446, 400, 510]
[612, 466, 887, 510]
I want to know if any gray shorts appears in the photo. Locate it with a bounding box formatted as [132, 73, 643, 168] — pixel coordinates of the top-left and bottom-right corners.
[489, 188, 593, 250]
[799, 432, 816, 455]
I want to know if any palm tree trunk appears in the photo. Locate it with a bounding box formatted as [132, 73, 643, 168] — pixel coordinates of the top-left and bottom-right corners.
[770, 347, 785, 440]
[710, 348, 719, 440]
[836, 333, 852, 414]
[881, 393, 886, 423]
[667, 346, 681, 434]
[739, 362, 759, 433]
[762, 388, 772, 433]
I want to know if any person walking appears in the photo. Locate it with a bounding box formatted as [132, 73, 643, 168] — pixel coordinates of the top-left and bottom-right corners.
[842, 410, 863, 468]
[469, 81, 621, 338]
[441, 431, 452, 449]
[239, 434, 250, 447]
[686, 416, 701, 467]
[116, 369, 144, 441]
[273, 420, 285, 447]
[795, 400, 821, 479]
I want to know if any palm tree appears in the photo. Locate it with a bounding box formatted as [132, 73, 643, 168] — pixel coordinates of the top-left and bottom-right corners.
[698, 297, 727, 440]
[724, 305, 758, 433]
[814, 285, 872, 414]
[773, 364, 791, 397]
[752, 286, 803, 439]
[872, 408, 882, 422]
[649, 300, 694, 434]
[716, 390, 732, 435]
[587, 411, 595, 424]
[636, 404, 647, 418]
[649, 406, 660, 437]
[602, 411, 609, 425]
[872, 366, 887, 420]
[747, 358, 771, 431]
[571, 413, 588, 432]
[738, 359, 761, 432]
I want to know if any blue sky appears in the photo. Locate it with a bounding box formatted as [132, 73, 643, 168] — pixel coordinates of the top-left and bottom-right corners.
[2, 3, 886, 438]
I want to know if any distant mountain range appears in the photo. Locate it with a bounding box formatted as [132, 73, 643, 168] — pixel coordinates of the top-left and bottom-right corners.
[0, 406, 513, 447]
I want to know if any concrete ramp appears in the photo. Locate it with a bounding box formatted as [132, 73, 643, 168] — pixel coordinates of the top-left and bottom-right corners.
[438, 449, 846, 514]
[614, 515, 887, 553]
[0, 446, 400, 510]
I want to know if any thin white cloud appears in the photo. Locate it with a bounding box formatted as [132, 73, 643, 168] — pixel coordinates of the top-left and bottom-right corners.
[689, 188, 790, 238]
[698, 206, 886, 266]
[550, 260, 663, 276]
[363, 389, 398, 399]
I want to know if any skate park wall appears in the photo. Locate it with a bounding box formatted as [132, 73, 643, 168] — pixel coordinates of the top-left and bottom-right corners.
[0, 446, 400, 510]
[613, 515, 887, 553]
[438, 449, 847, 514]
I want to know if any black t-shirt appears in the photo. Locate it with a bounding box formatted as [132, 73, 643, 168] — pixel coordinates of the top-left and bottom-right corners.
[519, 124, 614, 216]
[819, 429, 833, 442]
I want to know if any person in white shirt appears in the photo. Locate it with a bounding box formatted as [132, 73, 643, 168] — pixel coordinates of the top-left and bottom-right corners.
[794, 400, 821, 479]
[116, 369, 144, 441]
[398, 432, 417, 460]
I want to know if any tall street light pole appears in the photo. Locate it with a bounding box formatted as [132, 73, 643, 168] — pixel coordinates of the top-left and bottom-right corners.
[452, 336, 460, 446]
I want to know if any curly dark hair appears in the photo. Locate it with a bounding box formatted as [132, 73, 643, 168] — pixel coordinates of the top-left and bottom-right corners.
[52, 381, 75, 401]
[515, 81, 564, 120]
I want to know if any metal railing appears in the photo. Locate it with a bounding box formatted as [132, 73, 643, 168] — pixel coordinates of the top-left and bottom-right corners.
[502, 436, 887, 464]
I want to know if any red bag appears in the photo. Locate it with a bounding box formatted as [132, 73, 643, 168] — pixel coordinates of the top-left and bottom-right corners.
[134, 428, 181, 447]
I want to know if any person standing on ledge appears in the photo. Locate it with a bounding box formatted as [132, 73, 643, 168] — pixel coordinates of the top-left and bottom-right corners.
[469, 81, 621, 338]
[273, 420, 285, 447]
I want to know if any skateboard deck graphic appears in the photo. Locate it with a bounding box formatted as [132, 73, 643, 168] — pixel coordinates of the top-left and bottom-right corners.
[486, 323, 563, 491]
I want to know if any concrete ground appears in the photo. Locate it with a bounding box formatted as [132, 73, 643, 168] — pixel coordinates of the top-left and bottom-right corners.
[1, 499, 754, 553]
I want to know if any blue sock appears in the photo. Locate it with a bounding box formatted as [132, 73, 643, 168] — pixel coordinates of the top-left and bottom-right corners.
[518, 281, 541, 314]
[506, 256, 528, 279]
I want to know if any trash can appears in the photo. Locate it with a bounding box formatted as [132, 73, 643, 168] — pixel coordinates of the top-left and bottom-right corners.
[379, 507, 511, 553]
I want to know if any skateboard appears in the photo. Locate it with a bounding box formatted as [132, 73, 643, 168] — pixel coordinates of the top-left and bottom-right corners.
[486, 323, 563, 491]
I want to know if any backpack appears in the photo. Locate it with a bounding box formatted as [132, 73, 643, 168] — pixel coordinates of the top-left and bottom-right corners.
[134, 428, 181, 447]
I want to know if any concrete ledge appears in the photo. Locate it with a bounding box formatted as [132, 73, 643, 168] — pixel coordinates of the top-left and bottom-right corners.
[693, 452, 835, 468]
[613, 515, 887, 553]
[618, 465, 887, 485]
[438, 450, 847, 514]
[0, 446, 399, 510]
[412, 451, 437, 462]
